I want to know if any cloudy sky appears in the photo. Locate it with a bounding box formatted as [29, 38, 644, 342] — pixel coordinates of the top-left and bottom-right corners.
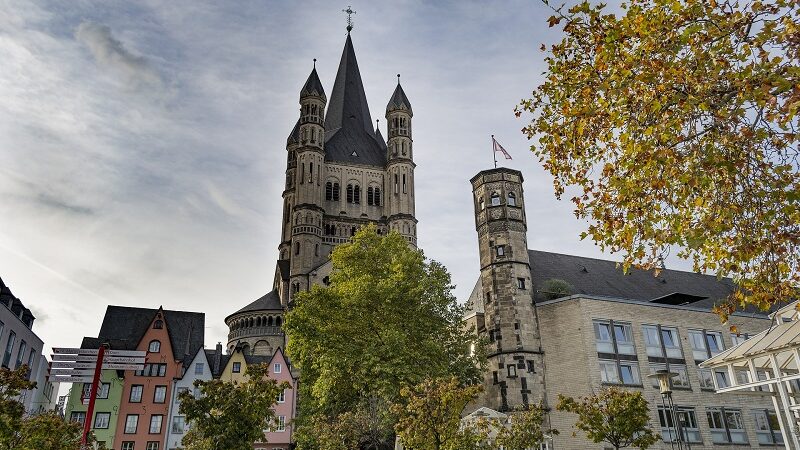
[0, 0, 659, 355]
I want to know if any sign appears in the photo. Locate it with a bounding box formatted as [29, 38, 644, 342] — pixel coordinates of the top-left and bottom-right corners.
[48, 375, 94, 383]
[102, 363, 144, 371]
[106, 350, 146, 357]
[50, 361, 97, 369]
[49, 368, 95, 376]
[52, 348, 99, 356]
[103, 356, 145, 364]
[52, 355, 98, 362]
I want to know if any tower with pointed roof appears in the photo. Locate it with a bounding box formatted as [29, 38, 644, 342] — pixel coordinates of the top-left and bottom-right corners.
[226, 26, 418, 357]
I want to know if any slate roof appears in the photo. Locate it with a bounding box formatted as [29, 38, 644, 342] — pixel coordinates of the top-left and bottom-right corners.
[204, 348, 230, 378]
[286, 119, 300, 145]
[81, 306, 205, 365]
[386, 82, 412, 115]
[300, 67, 326, 100]
[528, 250, 737, 310]
[229, 290, 283, 320]
[277, 260, 290, 281]
[323, 34, 386, 167]
[0, 276, 34, 324]
[464, 250, 762, 317]
[375, 125, 387, 150]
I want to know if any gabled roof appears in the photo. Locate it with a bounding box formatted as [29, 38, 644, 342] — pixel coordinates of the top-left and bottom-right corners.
[375, 124, 387, 150]
[323, 34, 386, 167]
[300, 67, 326, 100]
[228, 290, 283, 320]
[203, 348, 230, 378]
[386, 82, 412, 115]
[83, 306, 205, 365]
[528, 250, 742, 311]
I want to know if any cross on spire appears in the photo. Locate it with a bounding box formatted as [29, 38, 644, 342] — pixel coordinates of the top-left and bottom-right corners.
[343, 6, 356, 33]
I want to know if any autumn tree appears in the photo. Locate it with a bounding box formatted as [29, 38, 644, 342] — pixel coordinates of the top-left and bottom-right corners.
[494, 405, 557, 450]
[0, 366, 34, 449]
[178, 363, 289, 450]
[284, 225, 483, 449]
[519, 0, 800, 318]
[13, 412, 89, 450]
[557, 388, 659, 450]
[392, 377, 486, 450]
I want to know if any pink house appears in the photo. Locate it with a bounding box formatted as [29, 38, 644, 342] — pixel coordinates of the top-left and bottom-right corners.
[256, 347, 297, 450]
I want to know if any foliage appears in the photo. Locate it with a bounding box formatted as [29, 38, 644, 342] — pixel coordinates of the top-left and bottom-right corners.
[178, 363, 289, 450]
[296, 396, 395, 450]
[540, 278, 574, 299]
[13, 412, 86, 450]
[494, 405, 558, 450]
[557, 387, 659, 450]
[519, 0, 800, 319]
[0, 366, 35, 449]
[393, 377, 484, 450]
[284, 225, 484, 448]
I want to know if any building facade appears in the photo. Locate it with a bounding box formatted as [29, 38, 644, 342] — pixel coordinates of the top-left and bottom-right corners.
[0, 276, 48, 414]
[465, 167, 782, 449]
[64, 369, 125, 447]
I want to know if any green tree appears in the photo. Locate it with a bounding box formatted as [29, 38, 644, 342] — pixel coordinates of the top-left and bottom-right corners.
[14, 412, 89, 450]
[494, 405, 557, 450]
[284, 225, 483, 449]
[392, 377, 485, 450]
[557, 388, 659, 450]
[518, 0, 799, 318]
[178, 363, 289, 450]
[0, 366, 35, 449]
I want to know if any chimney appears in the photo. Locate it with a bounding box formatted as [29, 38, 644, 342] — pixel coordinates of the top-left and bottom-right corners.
[214, 342, 222, 374]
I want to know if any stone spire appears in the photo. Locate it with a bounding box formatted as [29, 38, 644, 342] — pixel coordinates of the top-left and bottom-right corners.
[324, 34, 374, 135]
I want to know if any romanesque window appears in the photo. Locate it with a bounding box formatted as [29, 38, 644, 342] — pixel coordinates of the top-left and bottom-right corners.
[148, 340, 160, 353]
[374, 188, 381, 206]
[326, 182, 333, 201]
[508, 192, 516, 206]
[367, 187, 374, 205]
[315, 244, 319, 256]
[294, 242, 300, 255]
[153, 320, 163, 329]
[309, 162, 314, 183]
[399, 117, 408, 135]
[347, 184, 354, 203]
[490, 192, 500, 206]
[402, 174, 407, 193]
[394, 174, 399, 194]
[353, 185, 361, 204]
[300, 163, 305, 184]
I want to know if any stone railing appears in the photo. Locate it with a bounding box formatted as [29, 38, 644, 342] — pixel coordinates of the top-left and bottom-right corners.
[228, 326, 283, 341]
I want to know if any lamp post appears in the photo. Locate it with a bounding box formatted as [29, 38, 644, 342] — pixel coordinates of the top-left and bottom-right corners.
[648, 369, 691, 450]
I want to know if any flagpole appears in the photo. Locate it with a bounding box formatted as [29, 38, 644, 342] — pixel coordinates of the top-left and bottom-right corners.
[492, 135, 497, 168]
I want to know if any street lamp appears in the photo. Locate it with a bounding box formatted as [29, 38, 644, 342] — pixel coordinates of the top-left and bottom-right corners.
[647, 369, 691, 450]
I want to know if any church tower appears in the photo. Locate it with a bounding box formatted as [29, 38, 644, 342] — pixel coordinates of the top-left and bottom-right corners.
[385, 78, 417, 246]
[470, 168, 544, 411]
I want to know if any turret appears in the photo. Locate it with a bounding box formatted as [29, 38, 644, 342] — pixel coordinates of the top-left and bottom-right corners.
[288, 63, 327, 296]
[385, 76, 417, 246]
[471, 168, 543, 411]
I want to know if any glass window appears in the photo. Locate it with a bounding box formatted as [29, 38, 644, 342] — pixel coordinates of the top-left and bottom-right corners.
[642, 325, 662, 357]
[195, 363, 204, 375]
[697, 369, 715, 389]
[121, 442, 134, 450]
[706, 332, 724, 355]
[613, 322, 635, 355]
[496, 245, 505, 257]
[274, 363, 282, 374]
[130, 385, 143, 403]
[619, 361, 641, 385]
[599, 360, 619, 383]
[154, 386, 167, 403]
[3, 331, 16, 367]
[714, 370, 730, 388]
[276, 415, 286, 432]
[125, 415, 139, 434]
[171, 416, 186, 434]
[97, 383, 110, 399]
[754, 410, 783, 445]
[70, 411, 86, 425]
[232, 362, 241, 373]
[94, 412, 111, 429]
[146, 442, 159, 450]
[175, 387, 189, 403]
[731, 333, 751, 346]
[658, 407, 701, 443]
[507, 192, 516, 206]
[688, 330, 708, 360]
[707, 407, 747, 444]
[15, 340, 26, 369]
[149, 415, 163, 434]
[490, 192, 500, 206]
[671, 365, 690, 388]
[662, 327, 683, 358]
[594, 321, 614, 353]
[148, 340, 160, 353]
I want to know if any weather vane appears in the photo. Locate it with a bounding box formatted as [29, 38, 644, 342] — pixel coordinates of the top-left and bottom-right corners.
[343, 6, 356, 32]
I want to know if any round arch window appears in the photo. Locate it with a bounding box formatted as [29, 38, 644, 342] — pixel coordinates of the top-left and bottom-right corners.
[148, 340, 161, 353]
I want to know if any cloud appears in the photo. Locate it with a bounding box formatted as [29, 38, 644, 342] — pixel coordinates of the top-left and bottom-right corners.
[74, 21, 164, 91]
[36, 192, 95, 216]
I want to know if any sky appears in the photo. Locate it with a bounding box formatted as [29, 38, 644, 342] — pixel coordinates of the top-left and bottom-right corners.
[0, 0, 670, 357]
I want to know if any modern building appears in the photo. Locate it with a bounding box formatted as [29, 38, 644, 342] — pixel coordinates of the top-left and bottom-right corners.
[30, 353, 60, 413]
[464, 167, 782, 449]
[65, 305, 205, 450]
[0, 276, 48, 414]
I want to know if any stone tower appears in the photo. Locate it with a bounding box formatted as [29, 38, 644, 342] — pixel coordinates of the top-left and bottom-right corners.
[470, 168, 544, 411]
[385, 79, 417, 244]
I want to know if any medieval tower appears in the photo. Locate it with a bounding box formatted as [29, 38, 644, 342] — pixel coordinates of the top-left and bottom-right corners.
[226, 28, 418, 353]
[470, 168, 544, 411]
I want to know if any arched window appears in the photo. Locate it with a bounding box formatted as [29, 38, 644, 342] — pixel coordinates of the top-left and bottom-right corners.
[256, 317, 262, 327]
[367, 187, 374, 206]
[353, 185, 361, 204]
[374, 188, 381, 206]
[292, 283, 300, 294]
[153, 319, 163, 329]
[294, 242, 300, 255]
[326, 182, 333, 201]
[315, 243, 319, 256]
[508, 192, 516, 206]
[276, 317, 283, 327]
[347, 184, 354, 203]
[300, 163, 305, 184]
[333, 183, 340, 201]
[284, 203, 291, 224]
[490, 192, 501, 206]
[402, 174, 407, 193]
[351, 226, 356, 236]
[267, 316, 274, 326]
[148, 340, 160, 353]
[394, 174, 399, 194]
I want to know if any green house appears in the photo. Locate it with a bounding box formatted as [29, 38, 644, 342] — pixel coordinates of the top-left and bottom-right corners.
[63, 369, 124, 448]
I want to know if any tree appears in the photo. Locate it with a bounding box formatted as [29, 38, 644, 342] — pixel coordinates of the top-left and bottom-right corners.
[284, 225, 483, 448]
[518, 0, 800, 318]
[556, 387, 659, 450]
[178, 363, 289, 450]
[494, 405, 557, 450]
[0, 366, 35, 449]
[14, 412, 86, 450]
[392, 377, 485, 450]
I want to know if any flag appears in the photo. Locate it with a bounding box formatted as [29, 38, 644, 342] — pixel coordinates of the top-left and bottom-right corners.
[492, 136, 512, 160]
